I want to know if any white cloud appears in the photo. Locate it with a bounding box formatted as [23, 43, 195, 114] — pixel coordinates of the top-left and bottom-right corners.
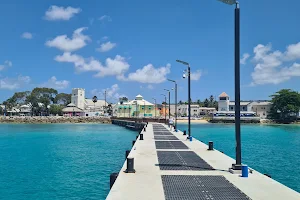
[55, 52, 102, 72]
[45, 5, 81, 21]
[0, 75, 31, 90]
[121, 63, 171, 83]
[251, 42, 300, 85]
[96, 41, 116, 52]
[0, 60, 12, 71]
[41, 76, 70, 89]
[91, 84, 124, 100]
[99, 15, 112, 22]
[147, 84, 154, 90]
[95, 55, 130, 77]
[46, 27, 90, 52]
[285, 42, 300, 60]
[240, 53, 250, 65]
[21, 32, 33, 39]
[190, 70, 202, 81]
[55, 53, 130, 78]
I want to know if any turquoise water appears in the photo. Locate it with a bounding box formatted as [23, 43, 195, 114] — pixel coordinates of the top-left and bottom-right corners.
[177, 123, 300, 193]
[0, 124, 137, 200]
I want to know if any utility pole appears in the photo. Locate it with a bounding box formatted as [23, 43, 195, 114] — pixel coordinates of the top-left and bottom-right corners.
[104, 90, 107, 114]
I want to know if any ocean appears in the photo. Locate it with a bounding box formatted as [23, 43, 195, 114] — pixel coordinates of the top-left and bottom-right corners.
[0, 124, 137, 200]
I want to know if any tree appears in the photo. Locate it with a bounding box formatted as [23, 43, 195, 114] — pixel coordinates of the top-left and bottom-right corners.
[203, 98, 209, 107]
[49, 104, 63, 116]
[0, 106, 3, 115]
[92, 96, 98, 112]
[54, 93, 71, 105]
[209, 95, 214, 107]
[196, 99, 201, 105]
[26, 87, 58, 116]
[269, 89, 300, 122]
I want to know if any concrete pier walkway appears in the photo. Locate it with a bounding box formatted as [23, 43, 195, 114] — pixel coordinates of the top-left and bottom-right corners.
[106, 123, 300, 200]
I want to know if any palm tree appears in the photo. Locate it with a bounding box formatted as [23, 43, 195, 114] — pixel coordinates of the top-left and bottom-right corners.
[92, 96, 98, 112]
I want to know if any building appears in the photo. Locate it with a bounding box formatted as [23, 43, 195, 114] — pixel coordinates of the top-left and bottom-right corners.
[71, 88, 108, 116]
[170, 104, 216, 117]
[217, 92, 271, 119]
[114, 94, 157, 118]
[62, 103, 85, 116]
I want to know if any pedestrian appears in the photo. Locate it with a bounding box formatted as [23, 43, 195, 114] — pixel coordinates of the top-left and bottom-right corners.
[169, 117, 174, 131]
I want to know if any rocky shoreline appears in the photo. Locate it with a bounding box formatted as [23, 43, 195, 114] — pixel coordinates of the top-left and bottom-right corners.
[0, 116, 112, 124]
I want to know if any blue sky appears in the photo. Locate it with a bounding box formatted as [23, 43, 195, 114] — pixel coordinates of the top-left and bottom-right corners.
[1, 0, 300, 103]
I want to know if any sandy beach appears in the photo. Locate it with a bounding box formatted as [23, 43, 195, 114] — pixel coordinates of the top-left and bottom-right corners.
[177, 119, 209, 124]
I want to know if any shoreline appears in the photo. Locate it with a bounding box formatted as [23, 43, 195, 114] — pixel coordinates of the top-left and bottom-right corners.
[0, 116, 111, 124]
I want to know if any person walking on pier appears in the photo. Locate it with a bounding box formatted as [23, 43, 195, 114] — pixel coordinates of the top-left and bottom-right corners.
[169, 117, 174, 131]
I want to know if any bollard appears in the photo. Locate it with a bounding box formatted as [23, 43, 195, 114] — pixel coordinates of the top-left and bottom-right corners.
[125, 157, 136, 173]
[208, 141, 214, 151]
[125, 150, 130, 160]
[189, 136, 193, 141]
[241, 165, 248, 178]
[183, 130, 187, 135]
[132, 140, 136, 146]
[110, 173, 118, 188]
[140, 133, 144, 140]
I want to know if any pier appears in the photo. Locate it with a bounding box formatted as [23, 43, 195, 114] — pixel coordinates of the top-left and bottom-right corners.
[106, 123, 300, 200]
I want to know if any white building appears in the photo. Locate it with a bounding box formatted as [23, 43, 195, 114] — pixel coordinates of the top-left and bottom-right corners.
[170, 104, 216, 117]
[217, 92, 271, 119]
[71, 88, 108, 115]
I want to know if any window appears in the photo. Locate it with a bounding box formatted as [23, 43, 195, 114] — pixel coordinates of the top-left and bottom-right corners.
[220, 97, 227, 100]
[231, 106, 234, 110]
[73, 94, 76, 96]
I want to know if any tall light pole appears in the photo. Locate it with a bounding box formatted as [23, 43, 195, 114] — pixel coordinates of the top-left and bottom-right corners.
[152, 98, 157, 119]
[168, 79, 177, 130]
[176, 59, 191, 139]
[218, 0, 241, 170]
[161, 94, 167, 124]
[164, 89, 171, 120]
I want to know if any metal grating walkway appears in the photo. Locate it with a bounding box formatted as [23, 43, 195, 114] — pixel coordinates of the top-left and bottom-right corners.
[154, 132, 174, 136]
[161, 175, 251, 200]
[157, 151, 214, 170]
[155, 141, 189, 149]
[154, 136, 179, 141]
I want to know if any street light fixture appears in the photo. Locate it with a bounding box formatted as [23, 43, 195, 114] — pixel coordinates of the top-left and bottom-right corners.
[152, 98, 157, 119]
[164, 89, 171, 120]
[161, 94, 167, 124]
[176, 59, 191, 140]
[168, 79, 178, 130]
[218, 0, 241, 170]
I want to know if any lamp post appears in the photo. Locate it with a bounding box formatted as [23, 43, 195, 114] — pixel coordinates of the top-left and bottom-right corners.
[176, 59, 191, 139]
[161, 94, 167, 124]
[168, 79, 177, 130]
[152, 98, 157, 119]
[164, 89, 171, 120]
[218, 0, 241, 170]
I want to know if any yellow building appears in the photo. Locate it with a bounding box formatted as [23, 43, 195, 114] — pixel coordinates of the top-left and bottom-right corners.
[114, 95, 158, 118]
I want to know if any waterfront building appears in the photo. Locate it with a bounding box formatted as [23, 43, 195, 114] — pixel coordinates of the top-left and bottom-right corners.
[217, 92, 271, 119]
[170, 104, 216, 117]
[71, 88, 108, 116]
[113, 94, 157, 118]
[62, 103, 85, 116]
